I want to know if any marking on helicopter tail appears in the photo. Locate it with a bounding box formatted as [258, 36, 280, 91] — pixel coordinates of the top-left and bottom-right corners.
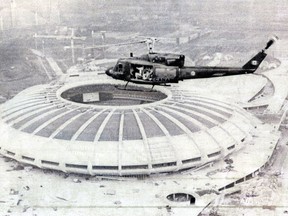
[251, 60, 258, 66]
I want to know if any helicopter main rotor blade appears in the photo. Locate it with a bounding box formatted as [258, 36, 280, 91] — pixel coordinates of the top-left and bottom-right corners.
[63, 40, 146, 50]
[83, 40, 147, 50]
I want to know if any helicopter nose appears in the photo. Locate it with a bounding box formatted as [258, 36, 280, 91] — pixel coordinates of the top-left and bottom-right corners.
[105, 68, 112, 77]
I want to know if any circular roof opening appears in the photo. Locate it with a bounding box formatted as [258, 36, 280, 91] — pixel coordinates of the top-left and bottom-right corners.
[60, 84, 167, 106]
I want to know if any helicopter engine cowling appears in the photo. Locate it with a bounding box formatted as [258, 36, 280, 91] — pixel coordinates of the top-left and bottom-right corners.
[145, 53, 185, 68]
[165, 56, 185, 68]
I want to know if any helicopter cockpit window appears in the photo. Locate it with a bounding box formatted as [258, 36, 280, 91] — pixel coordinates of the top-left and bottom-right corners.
[118, 63, 123, 72]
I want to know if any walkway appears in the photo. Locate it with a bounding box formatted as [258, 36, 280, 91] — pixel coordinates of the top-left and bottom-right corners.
[264, 58, 288, 113]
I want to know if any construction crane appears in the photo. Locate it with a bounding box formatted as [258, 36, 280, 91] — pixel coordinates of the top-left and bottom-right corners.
[33, 28, 86, 64]
[0, 16, 3, 32]
[10, 0, 17, 28]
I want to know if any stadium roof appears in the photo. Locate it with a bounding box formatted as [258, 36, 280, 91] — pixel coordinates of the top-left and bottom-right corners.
[0, 80, 256, 176]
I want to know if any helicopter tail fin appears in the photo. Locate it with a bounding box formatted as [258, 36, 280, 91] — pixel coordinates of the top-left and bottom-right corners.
[242, 36, 278, 72]
[242, 51, 267, 72]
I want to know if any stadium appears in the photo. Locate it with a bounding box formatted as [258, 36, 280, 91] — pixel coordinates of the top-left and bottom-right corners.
[0, 74, 275, 176]
[0, 56, 285, 215]
[1, 1, 288, 215]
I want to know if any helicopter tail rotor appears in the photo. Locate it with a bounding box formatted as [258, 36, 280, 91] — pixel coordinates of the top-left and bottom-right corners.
[264, 35, 278, 51]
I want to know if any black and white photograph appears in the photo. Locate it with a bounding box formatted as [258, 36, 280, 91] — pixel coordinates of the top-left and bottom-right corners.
[0, 0, 287, 215]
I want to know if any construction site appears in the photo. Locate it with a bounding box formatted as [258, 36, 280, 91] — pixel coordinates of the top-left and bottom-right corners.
[0, 0, 288, 215]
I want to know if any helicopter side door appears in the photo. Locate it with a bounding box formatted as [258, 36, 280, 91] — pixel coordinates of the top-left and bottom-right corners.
[128, 64, 178, 84]
[129, 64, 154, 81]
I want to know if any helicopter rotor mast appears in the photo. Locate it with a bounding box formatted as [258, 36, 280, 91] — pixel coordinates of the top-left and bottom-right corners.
[143, 37, 159, 54]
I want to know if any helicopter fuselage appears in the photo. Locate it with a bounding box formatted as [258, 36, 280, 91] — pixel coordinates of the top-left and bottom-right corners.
[105, 57, 257, 86]
[104, 36, 277, 87]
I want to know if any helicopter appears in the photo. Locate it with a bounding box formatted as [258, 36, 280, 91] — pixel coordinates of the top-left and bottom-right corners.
[105, 36, 278, 89]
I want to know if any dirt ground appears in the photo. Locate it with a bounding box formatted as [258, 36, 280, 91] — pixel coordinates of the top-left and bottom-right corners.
[0, 38, 50, 101]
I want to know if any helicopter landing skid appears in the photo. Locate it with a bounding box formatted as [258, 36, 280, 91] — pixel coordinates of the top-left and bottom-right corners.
[114, 83, 157, 92]
[114, 81, 129, 90]
[160, 83, 171, 87]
